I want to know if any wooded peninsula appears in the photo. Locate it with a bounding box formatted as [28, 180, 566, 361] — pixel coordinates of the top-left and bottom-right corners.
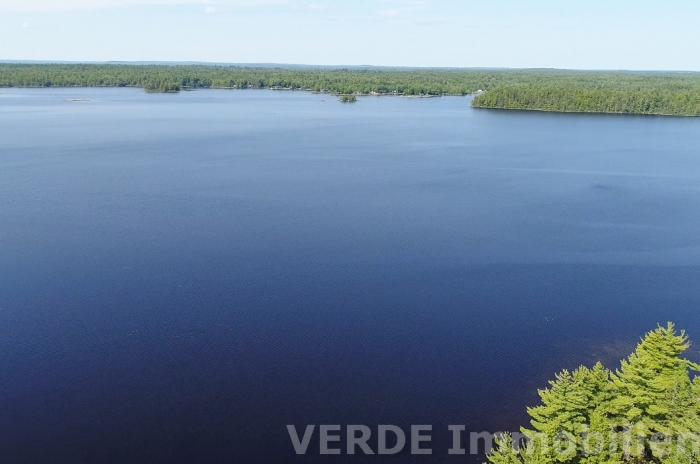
[2, 63, 700, 116]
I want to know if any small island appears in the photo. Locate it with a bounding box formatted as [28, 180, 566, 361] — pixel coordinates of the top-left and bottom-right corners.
[338, 94, 357, 103]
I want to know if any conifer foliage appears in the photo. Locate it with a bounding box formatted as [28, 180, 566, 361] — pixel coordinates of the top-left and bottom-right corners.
[489, 324, 700, 464]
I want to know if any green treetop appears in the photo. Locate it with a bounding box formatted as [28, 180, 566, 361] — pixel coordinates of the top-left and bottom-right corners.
[488, 324, 700, 464]
[610, 324, 700, 459]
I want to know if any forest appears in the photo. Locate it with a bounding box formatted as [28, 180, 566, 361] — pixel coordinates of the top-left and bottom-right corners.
[1, 64, 700, 115]
[471, 86, 700, 116]
[488, 323, 700, 464]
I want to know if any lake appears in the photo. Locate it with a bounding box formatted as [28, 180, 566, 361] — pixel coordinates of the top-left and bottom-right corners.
[1, 88, 700, 463]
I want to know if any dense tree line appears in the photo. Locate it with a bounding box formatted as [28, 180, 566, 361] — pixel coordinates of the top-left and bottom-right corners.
[471, 86, 700, 116]
[1, 64, 700, 115]
[488, 324, 700, 464]
[0, 63, 520, 94]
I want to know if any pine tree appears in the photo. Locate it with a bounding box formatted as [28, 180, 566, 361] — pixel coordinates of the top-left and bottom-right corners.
[487, 324, 700, 464]
[488, 433, 524, 464]
[521, 364, 614, 462]
[579, 406, 623, 464]
[610, 323, 700, 460]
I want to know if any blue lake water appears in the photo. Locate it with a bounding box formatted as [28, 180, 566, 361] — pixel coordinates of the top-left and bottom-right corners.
[1, 88, 700, 463]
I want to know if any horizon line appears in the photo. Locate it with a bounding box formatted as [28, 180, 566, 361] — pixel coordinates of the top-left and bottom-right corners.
[1, 60, 699, 74]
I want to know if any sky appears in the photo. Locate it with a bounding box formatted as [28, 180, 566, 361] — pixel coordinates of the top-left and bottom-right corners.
[1, 0, 700, 70]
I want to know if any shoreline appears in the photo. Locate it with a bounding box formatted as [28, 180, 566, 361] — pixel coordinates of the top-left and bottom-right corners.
[2, 85, 698, 117]
[471, 105, 700, 118]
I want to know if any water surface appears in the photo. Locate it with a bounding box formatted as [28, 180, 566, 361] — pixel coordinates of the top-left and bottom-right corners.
[1, 88, 700, 463]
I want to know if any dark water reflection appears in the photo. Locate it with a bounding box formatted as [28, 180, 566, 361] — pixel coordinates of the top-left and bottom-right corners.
[1, 88, 700, 463]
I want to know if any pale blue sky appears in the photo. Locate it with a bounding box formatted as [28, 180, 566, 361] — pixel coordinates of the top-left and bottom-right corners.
[1, 0, 699, 70]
